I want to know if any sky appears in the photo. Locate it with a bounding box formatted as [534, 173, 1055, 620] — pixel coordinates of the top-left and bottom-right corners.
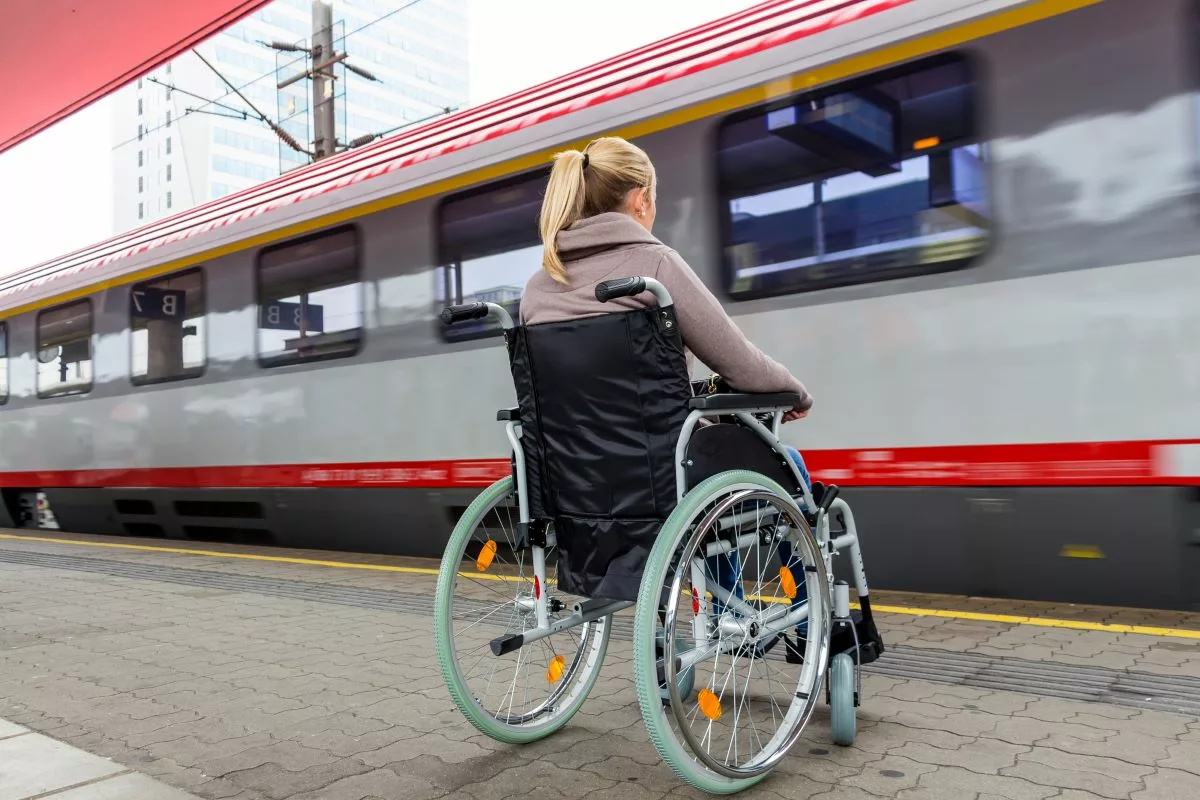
[0, 0, 761, 277]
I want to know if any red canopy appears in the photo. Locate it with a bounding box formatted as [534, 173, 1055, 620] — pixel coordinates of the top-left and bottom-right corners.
[3, 0, 270, 154]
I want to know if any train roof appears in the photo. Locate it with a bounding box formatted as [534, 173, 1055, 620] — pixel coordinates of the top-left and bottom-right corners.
[0, 0, 1079, 313]
[0, 0, 913, 307]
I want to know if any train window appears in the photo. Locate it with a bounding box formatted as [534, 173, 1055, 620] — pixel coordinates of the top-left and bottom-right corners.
[131, 268, 206, 385]
[37, 299, 93, 398]
[717, 52, 988, 299]
[437, 167, 550, 340]
[256, 226, 362, 366]
[0, 322, 7, 404]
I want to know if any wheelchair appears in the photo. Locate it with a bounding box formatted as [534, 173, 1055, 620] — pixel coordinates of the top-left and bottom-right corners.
[433, 276, 884, 794]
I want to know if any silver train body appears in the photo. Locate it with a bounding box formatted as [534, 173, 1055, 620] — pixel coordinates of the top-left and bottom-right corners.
[1, 0, 1197, 609]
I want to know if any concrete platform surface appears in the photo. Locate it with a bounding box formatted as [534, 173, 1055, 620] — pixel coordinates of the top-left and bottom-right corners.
[2, 530, 1200, 800]
[0, 720, 200, 800]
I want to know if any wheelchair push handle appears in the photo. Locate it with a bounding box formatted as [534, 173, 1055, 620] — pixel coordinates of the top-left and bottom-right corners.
[594, 276, 673, 308]
[439, 302, 515, 330]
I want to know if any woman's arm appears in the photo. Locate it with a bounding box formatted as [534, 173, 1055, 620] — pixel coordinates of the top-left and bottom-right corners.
[652, 248, 813, 412]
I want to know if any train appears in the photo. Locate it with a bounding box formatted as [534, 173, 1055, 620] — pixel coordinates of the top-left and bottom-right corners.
[1, 0, 1197, 610]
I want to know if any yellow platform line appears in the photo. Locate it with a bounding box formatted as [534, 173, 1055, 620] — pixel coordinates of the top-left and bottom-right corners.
[4, 532, 1199, 640]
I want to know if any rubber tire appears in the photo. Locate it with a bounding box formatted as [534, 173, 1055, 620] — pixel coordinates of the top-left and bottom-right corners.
[829, 652, 857, 747]
[434, 476, 611, 744]
[633, 469, 827, 794]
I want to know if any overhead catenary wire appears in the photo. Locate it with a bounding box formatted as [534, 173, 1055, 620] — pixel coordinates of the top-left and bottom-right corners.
[110, 0, 438, 153]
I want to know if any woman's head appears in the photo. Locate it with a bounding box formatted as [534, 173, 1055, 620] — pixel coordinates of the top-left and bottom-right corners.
[538, 136, 657, 283]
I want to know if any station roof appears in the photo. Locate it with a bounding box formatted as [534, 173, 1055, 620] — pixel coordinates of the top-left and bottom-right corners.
[4, 0, 270, 155]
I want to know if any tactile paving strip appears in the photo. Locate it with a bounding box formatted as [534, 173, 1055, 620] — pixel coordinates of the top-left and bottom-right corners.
[3, 547, 1199, 716]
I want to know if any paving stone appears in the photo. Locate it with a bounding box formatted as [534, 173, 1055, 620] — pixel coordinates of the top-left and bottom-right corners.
[282, 767, 445, 800]
[220, 757, 375, 800]
[0, 720, 26, 739]
[0, 732, 125, 798]
[1001, 748, 1155, 798]
[896, 765, 1059, 800]
[888, 737, 1028, 773]
[51, 773, 202, 800]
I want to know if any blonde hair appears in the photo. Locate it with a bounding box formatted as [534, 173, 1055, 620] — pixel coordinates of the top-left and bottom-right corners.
[538, 136, 656, 283]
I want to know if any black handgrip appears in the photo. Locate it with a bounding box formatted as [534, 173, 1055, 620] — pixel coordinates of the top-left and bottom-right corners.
[595, 277, 646, 303]
[440, 303, 489, 325]
[818, 483, 840, 514]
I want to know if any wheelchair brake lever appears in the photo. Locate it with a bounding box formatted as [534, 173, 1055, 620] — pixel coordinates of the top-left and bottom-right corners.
[817, 484, 840, 515]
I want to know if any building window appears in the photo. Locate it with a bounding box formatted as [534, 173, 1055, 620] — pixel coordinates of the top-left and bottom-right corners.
[256, 226, 362, 366]
[0, 322, 7, 404]
[138, 150, 143, 167]
[716, 52, 988, 299]
[138, 176, 143, 193]
[138, 202, 144, 219]
[166, 164, 172, 182]
[131, 268, 205, 385]
[137, 78, 143, 89]
[138, 98, 143, 115]
[165, 137, 172, 155]
[37, 300, 93, 398]
[166, 191, 172, 209]
[138, 124, 143, 141]
[436, 168, 550, 340]
[166, 110, 172, 128]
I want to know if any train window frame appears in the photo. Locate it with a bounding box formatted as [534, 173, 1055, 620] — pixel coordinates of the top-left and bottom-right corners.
[129, 267, 207, 387]
[36, 298, 95, 399]
[714, 50, 990, 301]
[0, 321, 8, 405]
[254, 224, 365, 368]
[435, 165, 551, 343]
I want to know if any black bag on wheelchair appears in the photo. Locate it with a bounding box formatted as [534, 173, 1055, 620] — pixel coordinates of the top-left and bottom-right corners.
[506, 305, 691, 602]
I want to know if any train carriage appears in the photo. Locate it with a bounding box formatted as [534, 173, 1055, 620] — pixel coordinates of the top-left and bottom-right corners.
[1, 0, 1198, 610]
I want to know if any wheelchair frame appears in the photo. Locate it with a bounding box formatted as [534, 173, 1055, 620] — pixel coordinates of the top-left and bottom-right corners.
[435, 276, 880, 793]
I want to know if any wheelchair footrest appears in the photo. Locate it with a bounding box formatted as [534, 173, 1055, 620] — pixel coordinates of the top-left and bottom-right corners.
[829, 608, 885, 666]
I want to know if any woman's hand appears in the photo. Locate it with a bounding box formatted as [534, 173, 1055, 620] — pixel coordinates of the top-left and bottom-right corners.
[782, 393, 812, 423]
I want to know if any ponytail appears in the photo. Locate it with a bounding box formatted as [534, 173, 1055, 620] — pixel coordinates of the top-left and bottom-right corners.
[538, 149, 588, 284]
[537, 136, 657, 285]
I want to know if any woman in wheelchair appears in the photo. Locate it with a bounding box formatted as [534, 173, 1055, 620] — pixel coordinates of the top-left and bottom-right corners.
[434, 135, 882, 794]
[521, 136, 817, 656]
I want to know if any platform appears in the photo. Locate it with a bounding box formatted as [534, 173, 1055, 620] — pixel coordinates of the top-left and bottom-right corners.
[1, 529, 1199, 800]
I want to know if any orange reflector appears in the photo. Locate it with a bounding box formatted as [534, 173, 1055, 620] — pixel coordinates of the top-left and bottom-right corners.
[914, 136, 940, 150]
[546, 655, 565, 683]
[779, 566, 798, 599]
[476, 540, 497, 571]
[697, 687, 722, 720]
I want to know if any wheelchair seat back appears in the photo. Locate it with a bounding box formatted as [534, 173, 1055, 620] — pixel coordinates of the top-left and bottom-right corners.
[506, 305, 691, 601]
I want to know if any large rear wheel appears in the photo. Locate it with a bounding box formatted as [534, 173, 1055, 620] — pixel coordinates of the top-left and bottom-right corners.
[633, 470, 832, 793]
[434, 476, 610, 743]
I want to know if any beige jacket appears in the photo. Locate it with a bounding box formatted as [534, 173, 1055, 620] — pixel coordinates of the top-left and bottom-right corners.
[519, 212, 812, 410]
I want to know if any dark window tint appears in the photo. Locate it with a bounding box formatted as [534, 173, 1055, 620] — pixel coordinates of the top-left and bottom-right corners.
[37, 300, 93, 398]
[131, 268, 206, 385]
[257, 227, 362, 366]
[437, 168, 549, 340]
[717, 52, 988, 298]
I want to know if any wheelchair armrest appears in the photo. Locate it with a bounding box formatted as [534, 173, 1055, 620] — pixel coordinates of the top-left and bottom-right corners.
[688, 392, 802, 412]
[496, 407, 520, 421]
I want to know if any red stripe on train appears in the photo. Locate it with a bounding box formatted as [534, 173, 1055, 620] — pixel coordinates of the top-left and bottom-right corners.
[2, 439, 1199, 489]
